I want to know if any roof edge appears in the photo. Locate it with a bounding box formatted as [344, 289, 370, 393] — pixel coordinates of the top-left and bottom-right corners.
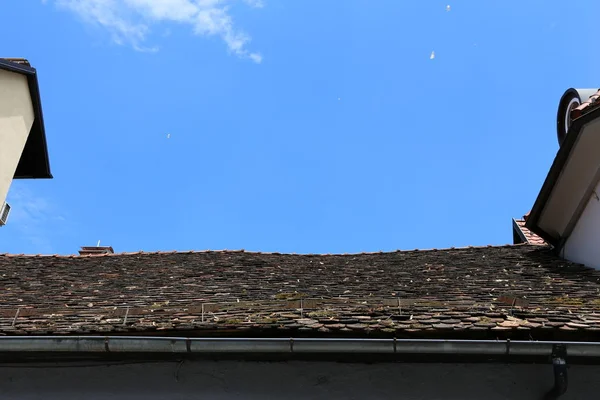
[0, 58, 52, 180]
[0, 59, 35, 75]
[0, 243, 539, 258]
[526, 107, 600, 245]
[512, 219, 528, 244]
[24, 63, 52, 179]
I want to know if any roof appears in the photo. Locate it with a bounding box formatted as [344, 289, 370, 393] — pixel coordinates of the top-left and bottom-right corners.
[0, 58, 52, 179]
[512, 216, 546, 246]
[527, 104, 600, 245]
[1, 245, 600, 341]
[572, 89, 600, 119]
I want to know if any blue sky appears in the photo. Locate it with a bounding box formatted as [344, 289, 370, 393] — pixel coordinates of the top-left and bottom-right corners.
[1, 1, 598, 255]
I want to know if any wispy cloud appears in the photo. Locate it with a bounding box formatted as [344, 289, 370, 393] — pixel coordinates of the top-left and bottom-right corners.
[5, 185, 68, 253]
[50, 0, 263, 62]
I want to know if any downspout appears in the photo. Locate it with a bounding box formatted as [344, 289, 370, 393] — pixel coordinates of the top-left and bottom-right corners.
[543, 344, 568, 400]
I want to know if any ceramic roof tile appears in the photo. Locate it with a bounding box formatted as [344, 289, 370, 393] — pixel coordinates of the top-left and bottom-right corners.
[0, 245, 599, 340]
[571, 89, 600, 119]
[1, 58, 31, 66]
[514, 219, 546, 246]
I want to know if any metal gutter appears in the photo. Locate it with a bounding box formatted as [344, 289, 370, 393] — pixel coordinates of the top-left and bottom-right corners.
[1, 337, 600, 358]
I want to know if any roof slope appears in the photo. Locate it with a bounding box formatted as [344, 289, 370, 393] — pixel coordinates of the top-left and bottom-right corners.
[1, 245, 600, 340]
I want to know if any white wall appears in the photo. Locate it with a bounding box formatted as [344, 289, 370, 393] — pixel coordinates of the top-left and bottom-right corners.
[564, 179, 600, 269]
[0, 360, 598, 399]
[0, 69, 34, 209]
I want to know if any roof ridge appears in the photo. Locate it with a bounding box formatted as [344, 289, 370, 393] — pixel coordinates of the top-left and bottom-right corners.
[0, 243, 535, 258]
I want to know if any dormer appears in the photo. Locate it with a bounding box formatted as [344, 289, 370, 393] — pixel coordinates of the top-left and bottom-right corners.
[527, 88, 600, 268]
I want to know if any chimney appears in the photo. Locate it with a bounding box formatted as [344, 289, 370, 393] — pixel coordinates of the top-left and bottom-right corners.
[78, 246, 114, 256]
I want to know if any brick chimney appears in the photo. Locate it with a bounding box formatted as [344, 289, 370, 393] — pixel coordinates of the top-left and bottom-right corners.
[78, 246, 114, 256]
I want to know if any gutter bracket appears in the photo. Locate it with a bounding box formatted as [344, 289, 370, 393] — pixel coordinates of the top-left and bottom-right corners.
[123, 307, 130, 326]
[11, 308, 20, 327]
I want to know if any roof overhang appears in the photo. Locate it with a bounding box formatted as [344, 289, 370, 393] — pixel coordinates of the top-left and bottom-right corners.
[526, 108, 600, 247]
[0, 59, 52, 179]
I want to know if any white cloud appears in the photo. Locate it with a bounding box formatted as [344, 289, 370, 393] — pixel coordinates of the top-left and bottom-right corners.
[5, 185, 68, 253]
[51, 0, 263, 62]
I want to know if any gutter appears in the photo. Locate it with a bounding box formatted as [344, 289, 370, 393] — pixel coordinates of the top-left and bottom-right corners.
[0, 336, 599, 358]
[0, 337, 576, 398]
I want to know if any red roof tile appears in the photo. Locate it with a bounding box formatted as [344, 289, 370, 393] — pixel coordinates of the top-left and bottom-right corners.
[1, 58, 31, 66]
[514, 219, 546, 246]
[571, 89, 600, 119]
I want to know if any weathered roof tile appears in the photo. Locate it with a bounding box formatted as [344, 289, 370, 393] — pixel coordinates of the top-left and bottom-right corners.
[0, 245, 599, 340]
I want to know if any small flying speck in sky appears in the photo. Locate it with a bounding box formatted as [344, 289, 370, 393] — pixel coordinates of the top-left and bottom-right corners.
[446, 5, 451, 11]
[167, 133, 171, 139]
[338, 97, 341, 101]
[430, 51, 435, 60]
